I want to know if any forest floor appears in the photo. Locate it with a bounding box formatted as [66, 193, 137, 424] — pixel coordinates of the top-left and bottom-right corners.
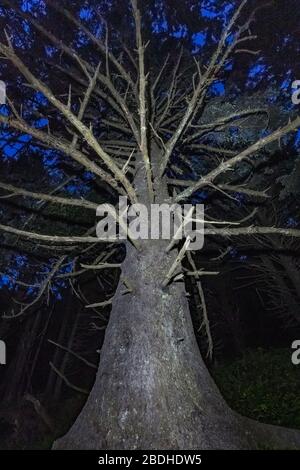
[0, 347, 299, 449]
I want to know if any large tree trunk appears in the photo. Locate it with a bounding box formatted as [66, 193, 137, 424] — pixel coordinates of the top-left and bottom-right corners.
[53, 238, 300, 449]
[53, 163, 300, 450]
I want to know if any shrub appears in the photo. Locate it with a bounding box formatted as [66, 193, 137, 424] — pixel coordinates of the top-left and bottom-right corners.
[212, 348, 300, 428]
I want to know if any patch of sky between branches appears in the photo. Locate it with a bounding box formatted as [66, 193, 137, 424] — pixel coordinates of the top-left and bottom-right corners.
[0, 110, 48, 160]
[45, 45, 58, 58]
[286, 217, 299, 228]
[0, 255, 28, 290]
[209, 80, 225, 96]
[79, 7, 93, 21]
[281, 75, 292, 91]
[201, 0, 234, 23]
[1, 134, 31, 160]
[192, 31, 208, 53]
[79, 6, 104, 39]
[246, 62, 269, 89]
[21, 0, 46, 15]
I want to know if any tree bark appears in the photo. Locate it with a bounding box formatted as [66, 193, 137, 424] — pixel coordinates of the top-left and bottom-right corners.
[53, 163, 300, 450]
[53, 237, 300, 449]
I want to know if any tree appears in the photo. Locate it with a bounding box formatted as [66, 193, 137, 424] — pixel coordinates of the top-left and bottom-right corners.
[1, 0, 300, 449]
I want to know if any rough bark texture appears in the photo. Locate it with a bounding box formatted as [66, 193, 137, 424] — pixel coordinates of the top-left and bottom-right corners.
[53, 238, 300, 449]
[53, 162, 300, 450]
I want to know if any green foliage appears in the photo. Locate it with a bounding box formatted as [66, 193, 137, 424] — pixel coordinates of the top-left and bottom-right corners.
[212, 348, 300, 429]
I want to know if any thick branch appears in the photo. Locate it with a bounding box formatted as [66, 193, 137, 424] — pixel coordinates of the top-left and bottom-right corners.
[0, 224, 109, 244]
[204, 226, 300, 238]
[0, 181, 98, 210]
[131, 0, 154, 201]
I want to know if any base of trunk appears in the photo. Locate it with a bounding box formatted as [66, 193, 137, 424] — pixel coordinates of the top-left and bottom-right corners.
[53, 241, 300, 450]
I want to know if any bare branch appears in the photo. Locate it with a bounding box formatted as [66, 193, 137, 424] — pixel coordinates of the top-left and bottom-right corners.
[162, 237, 191, 287]
[49, 361, 89, 394]
[184, 108, 269, 144]
[48, 339, 97, 369]
[46, 0, 135, 91]
[174, 116, 300, 202]
[81, 262, 122, 270]
[0, 223, 111, 244]
[217, 184, 270, 199]
[187, 252, 213, 359]
[131, 0, 154, 201]
[0, 182, 98, 211]
[0, 42, 137, 202]
[3, 257, 66, 319]
[159, 0, 249, 176]
[204, 226, 300, 238]
[85, 299, 113, 309]
[0, 114, 121, 194]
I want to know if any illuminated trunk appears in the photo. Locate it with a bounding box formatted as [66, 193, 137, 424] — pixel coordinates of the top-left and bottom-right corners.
[54, 164, 300, 450]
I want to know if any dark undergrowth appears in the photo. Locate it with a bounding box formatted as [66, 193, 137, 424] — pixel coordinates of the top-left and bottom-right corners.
[0, 395, 86, 450]
[212, 348, 300, 430]
[1, 348, 299, 449]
